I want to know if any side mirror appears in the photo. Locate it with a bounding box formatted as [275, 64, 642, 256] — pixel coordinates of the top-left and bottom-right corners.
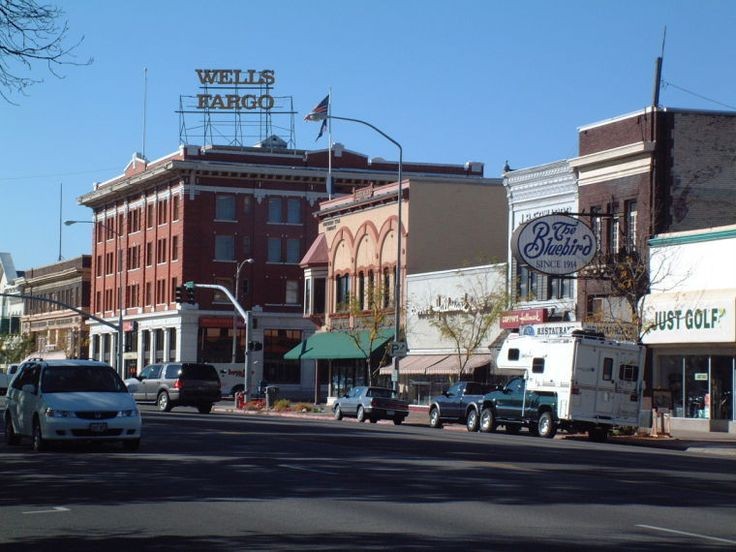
[21, 384, 37, 395]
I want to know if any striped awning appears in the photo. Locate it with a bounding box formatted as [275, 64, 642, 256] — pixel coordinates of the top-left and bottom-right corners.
[379, 353, 491, 376]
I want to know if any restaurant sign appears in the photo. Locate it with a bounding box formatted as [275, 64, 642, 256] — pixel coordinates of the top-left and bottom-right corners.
[511, 214, 596, 275]
[500, 308, 548, 329]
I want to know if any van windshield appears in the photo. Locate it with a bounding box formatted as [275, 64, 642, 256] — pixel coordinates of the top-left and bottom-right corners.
[41, 365, 126, 393]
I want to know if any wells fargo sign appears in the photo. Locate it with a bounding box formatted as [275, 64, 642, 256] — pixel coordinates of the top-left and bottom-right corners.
[195, 69, 275, 110]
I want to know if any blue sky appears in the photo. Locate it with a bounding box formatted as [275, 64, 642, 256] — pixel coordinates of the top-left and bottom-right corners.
[2, 0, 735, 271]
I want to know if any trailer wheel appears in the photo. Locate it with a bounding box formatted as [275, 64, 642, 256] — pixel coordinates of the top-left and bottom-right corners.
[465, 409, 479, 432]
[537, 411, 557, 438]
[429, 407, 443, 429]
[479, 408, 497, 433]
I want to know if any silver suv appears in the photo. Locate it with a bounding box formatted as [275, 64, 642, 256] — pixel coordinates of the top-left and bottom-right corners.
[125, 362, 221, 413]
[4, 359, 141, 452]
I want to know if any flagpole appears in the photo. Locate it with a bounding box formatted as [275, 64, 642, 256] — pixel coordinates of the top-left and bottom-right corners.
[327, 87, 333, 199]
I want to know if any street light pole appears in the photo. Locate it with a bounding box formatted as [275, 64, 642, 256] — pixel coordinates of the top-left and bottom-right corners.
[65, 219, 126, 379]
[305, 112, 403, 394]
[231, 258, 254, 363]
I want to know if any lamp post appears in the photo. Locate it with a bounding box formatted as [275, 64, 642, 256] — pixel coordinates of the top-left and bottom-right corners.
[231, 258, 254, 363]
[305, 112, 403, 393]
[65, 219, 126, 378]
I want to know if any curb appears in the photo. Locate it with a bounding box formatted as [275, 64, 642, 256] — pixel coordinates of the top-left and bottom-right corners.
[213, 405, 736, 456]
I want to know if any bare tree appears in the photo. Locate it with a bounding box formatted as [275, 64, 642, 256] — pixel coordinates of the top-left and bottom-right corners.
[581, 240, 688, 342]
[0, 0, 92, 103]
[344, 283, 392, 386]
[422, 267, 507, 383]
[0, 332, 35, 363]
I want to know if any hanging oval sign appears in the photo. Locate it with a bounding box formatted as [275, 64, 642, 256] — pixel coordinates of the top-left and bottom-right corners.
[511, 214, 597, 275]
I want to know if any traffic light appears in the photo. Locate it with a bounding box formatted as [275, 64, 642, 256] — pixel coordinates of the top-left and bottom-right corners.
[248, 340, 263, 351]
[187, 287, 196, 304]
[175, 286, 185, 303]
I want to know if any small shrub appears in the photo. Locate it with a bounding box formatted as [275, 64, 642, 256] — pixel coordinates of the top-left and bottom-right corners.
[273, 398, 291, 412]
[245, 399, 265, 411]
[293, 402, 313, 413]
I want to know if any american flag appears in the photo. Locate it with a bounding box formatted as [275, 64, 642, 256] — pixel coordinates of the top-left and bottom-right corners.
[307, 94, 329, 120]
[306, 94, 329, 141]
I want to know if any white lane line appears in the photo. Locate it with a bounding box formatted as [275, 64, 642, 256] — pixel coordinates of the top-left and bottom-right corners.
[22, 506, 70, 515]
[278, 464, 336, 476]
[636, 524, 736, 545]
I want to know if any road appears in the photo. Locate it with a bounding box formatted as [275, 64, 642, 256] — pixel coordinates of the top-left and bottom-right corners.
[1, 407, 735, 551]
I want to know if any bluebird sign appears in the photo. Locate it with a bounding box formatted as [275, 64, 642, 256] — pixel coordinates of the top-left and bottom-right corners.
[511, 214, 597, 276]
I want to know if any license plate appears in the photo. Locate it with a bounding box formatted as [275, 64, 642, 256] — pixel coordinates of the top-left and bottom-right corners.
[89, 423, 107, 433]
[386, 410, 395, 416]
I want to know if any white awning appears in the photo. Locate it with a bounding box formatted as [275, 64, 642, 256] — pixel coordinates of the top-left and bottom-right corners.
[379, 353, 491, 376]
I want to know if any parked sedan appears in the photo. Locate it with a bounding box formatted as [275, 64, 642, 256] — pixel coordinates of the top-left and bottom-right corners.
[4, 359, 141, 452]
[333, 386, 409, 425]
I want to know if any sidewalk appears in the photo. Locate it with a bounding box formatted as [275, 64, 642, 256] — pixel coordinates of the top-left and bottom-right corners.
[215, 402, 736, 458]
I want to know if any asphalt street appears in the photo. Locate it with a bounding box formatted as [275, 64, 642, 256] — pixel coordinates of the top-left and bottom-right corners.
[1, 406, 735, 551]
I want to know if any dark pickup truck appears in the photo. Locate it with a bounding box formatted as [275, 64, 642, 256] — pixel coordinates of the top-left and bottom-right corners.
[468, 376, 559, 438]
[428, 381, 495, 431]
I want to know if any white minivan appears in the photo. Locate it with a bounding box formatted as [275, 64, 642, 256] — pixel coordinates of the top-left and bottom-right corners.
[4, 359, 142, 452]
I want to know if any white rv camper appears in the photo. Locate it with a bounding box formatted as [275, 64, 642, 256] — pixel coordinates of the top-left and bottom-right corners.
[496, 330, 645, 440]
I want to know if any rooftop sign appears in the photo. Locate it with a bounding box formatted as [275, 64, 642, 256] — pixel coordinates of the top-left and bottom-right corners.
[511, 214, 596, 275]
[195, 69, 275, 110]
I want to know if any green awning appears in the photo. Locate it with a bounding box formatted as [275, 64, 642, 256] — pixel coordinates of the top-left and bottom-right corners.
[284, 329, 394, 360]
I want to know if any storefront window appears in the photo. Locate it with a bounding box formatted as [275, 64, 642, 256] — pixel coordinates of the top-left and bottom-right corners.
[657, 355, 683, 415]
[656, 354, 734, 420]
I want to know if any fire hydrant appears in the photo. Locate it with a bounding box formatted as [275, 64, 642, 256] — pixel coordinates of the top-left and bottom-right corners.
[235, 391, 245, 409]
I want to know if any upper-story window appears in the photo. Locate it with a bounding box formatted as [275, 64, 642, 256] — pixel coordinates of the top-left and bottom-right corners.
[285, 280, 299, 305]
[267, 237, 281, 262]
[517, 265, 539, 302]
[268, 197, 282, 223]
[146, 204, 154, 229]
[128, 208, 141, 233]
[286, 238, 301, 264]
[286, 198, 301, 224]
[335, 274, 351, 312]
[157, 199, 168, 225]
[215, 235, 235, 261]
[216, 195, 236, 221]
[172, 195, 180, 221]
[625, 200, 638, 251]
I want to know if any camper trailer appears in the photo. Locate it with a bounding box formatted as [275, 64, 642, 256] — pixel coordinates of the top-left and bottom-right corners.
[483, 330, 645, 441]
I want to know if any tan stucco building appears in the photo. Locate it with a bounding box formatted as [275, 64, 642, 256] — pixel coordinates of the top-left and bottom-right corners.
[293, 173, 507, 400]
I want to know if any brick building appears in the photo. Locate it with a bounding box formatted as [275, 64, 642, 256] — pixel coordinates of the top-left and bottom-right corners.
[17, 256, 91, 359]
[571, 107, 736, 327]
[77, 142, 486, 399]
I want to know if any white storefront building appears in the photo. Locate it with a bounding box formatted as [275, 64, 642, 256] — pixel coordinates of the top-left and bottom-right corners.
[641, 224, 736, 433]
[385, 264, 505, 404]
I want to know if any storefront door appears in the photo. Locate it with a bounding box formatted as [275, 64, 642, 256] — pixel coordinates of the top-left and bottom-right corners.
[710, 356, 733, 420]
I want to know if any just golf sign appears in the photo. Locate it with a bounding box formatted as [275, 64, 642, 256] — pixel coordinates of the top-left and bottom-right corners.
[512, 214, 597, 275]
